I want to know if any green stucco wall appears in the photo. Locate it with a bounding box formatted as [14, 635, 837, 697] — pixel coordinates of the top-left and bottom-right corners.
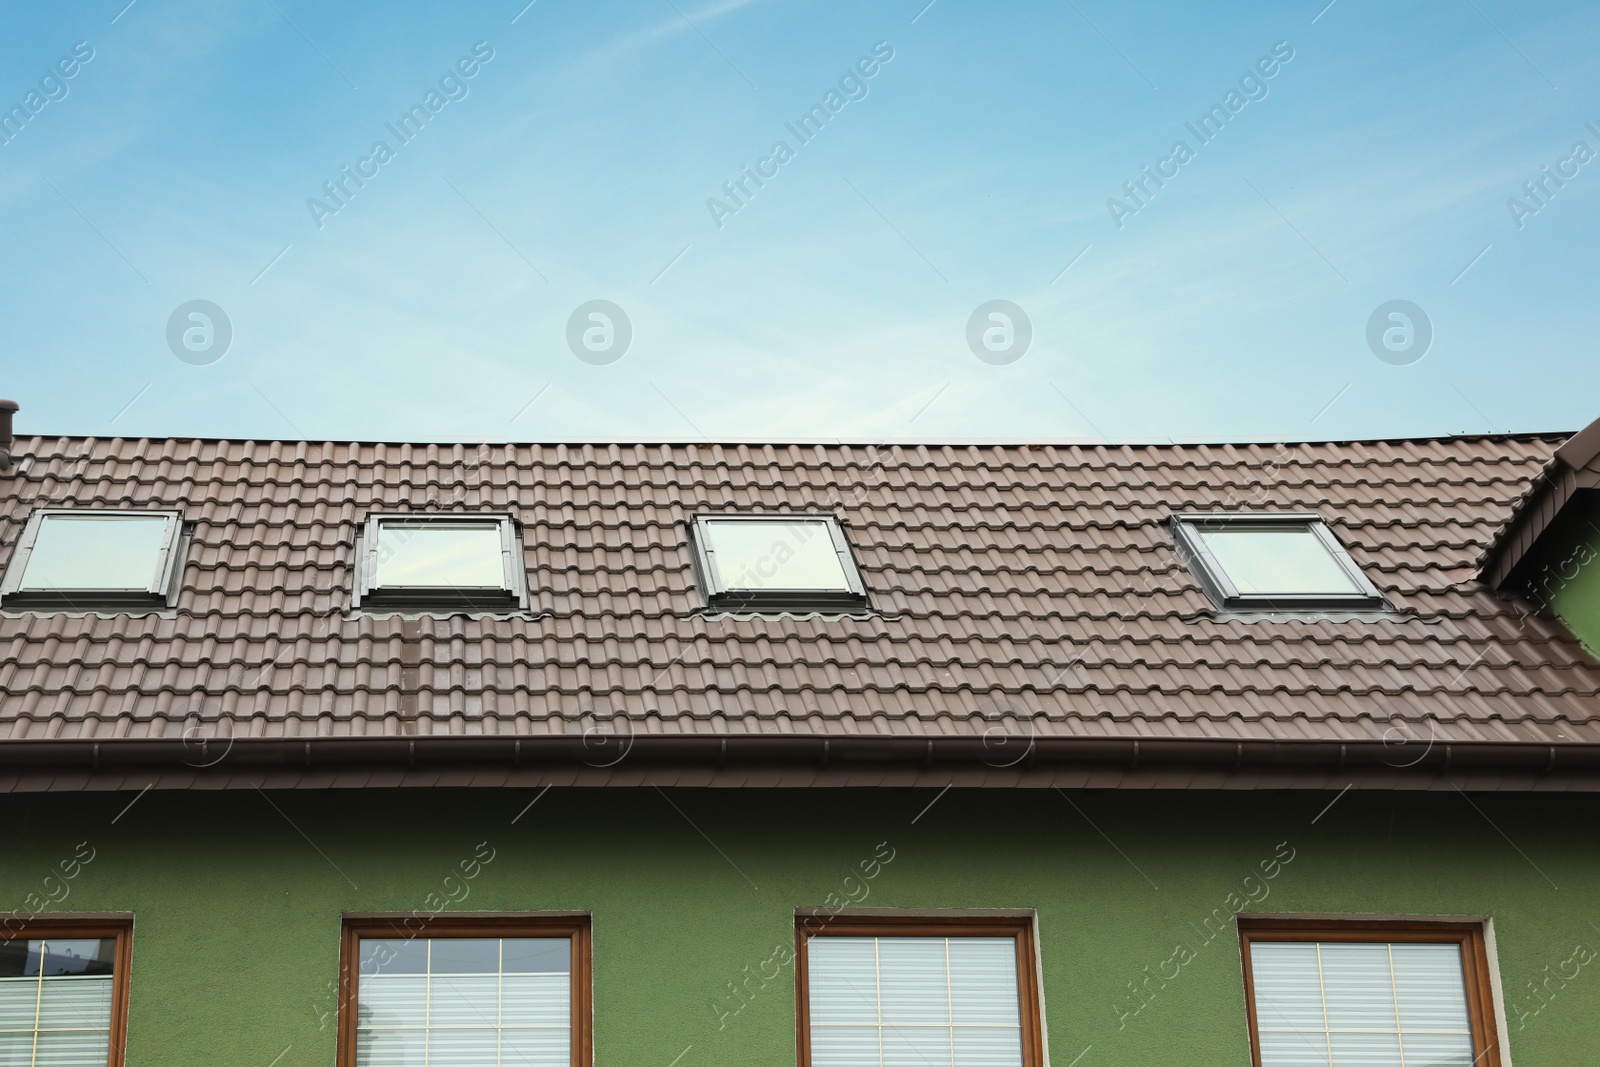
[4, 786, 1598, 1065]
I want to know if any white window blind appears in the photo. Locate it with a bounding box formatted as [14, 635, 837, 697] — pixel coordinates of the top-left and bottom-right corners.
[0, 939, 116, 1067]
[808, 936, 1024, 1067]
[356, 937, 570, 1067]
[1250, 941, 1476, 1066]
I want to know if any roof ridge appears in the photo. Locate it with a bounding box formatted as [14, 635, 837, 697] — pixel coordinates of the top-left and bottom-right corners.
[4, 431, 1577, 450]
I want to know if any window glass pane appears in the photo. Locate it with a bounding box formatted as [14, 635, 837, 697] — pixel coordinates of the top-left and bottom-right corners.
[501, 1027, 571, 1067]
[704, 520, 849, 592]
[427, 939, 499, 975]
[38, 942, 113, 978]
[1328, 1031, 1401, 1064]
[948, 940, 1021, 1026]
[428, 974, 499, 1028]
[501, 975, 569, 1028]
[1397, 1032, 1475, 1066]
[1257, 1030, 1330, 1067]
[0, 980, 37, 1030]
[1251, 940, 1476, 1067]
[1196, 524, 1362, 596]
[361, 939, 428, 977]
[0, 1031, 33, 1067]
[36, 979, 112, 1030]
[426, 1027, 497, 1066]
[1390, 944, 1471, 1032]
[808, 938, 878, 1026]
[882, 1026, 951, 1067]
[1318, 943, 1397, 1032]
[375, 523, 506, 588]
[877, 939, 948, 1024]
[503, 939, 568, 974]
[1250, 943, 1324, 1032]
[359, 976, 427, 1023]
[0, 940, 39, 979]
[808, 936, 1024, 1067]
[356, 936, 572, 1067]
[0, 938, 118, 1067]
[355, 1027, 423, 1067]
[953, 1028, 1024, 1067]
[19, 515, 170, 591]
[810, 1026, 881, 1067]
[30, 1029, 109, 1067]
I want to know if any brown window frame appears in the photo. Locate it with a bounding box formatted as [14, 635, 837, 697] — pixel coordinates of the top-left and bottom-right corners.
[337, 914, 592, 1067]
[793, 914, 1045, 1067]
[1238, 917, 1502, 1067]
[0, 915, 134, 1067]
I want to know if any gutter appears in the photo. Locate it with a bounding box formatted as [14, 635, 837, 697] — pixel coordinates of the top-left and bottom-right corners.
[1, 734, 1598, 788]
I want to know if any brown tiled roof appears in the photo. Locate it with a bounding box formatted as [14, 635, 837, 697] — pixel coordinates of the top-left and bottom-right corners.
[1, 430, 1598, 789]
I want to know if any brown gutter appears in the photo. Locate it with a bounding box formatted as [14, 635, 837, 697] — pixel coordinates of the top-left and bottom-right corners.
[2, 735, 1599, 787]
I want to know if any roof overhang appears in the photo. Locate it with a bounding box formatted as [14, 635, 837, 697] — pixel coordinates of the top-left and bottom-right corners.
[4, 735, 1600, 792]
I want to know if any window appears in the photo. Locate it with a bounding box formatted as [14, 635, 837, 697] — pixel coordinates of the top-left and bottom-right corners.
[691, 515, 868, 612]
[1239, 919, 1502, 1067]
[0, 509, 185, 609]
[354, 514, 528, 611]
[339, 916, 591, 1067]
[0, 919, 132, 1067]
[796, 916, 1044, 1067]
[1173, 514, 1385, 611]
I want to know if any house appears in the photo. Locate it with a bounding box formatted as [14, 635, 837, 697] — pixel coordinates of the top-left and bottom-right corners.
[1, 396, 1598, 1067]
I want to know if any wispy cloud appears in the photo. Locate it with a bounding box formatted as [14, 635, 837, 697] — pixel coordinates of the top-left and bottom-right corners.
[583, 0, 768, 64]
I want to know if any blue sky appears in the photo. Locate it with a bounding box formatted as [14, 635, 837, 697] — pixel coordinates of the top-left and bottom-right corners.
[0, 0, 1596, 442]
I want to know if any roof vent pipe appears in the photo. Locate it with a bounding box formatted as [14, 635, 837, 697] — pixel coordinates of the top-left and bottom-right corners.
[0, 400, 17, 469]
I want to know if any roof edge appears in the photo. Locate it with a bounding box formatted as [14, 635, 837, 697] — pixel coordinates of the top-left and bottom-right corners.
[1554, 414, 1600, 471]
[3, 734, 1598, 792]
[1, 430, 1577, 452]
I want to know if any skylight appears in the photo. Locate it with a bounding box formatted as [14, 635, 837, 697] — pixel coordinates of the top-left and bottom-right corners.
[0, 510, 185, 609]
[354, 515, 527, 611]
[1173, 513, 1385, 611]
[691, 515, 868, 612]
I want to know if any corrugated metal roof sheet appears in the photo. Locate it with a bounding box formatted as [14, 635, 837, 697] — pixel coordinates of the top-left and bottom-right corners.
[0, 432, 1594, 758]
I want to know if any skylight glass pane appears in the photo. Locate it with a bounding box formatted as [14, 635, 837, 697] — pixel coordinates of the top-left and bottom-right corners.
[1251, 941, 1475, 1067]
[19, 515, 170, 591]
[375, 523, 506, 588]
[808, 936, 1023, 1067]
[705, 520, 849, 591]
[1196, 524, 1362, 596]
